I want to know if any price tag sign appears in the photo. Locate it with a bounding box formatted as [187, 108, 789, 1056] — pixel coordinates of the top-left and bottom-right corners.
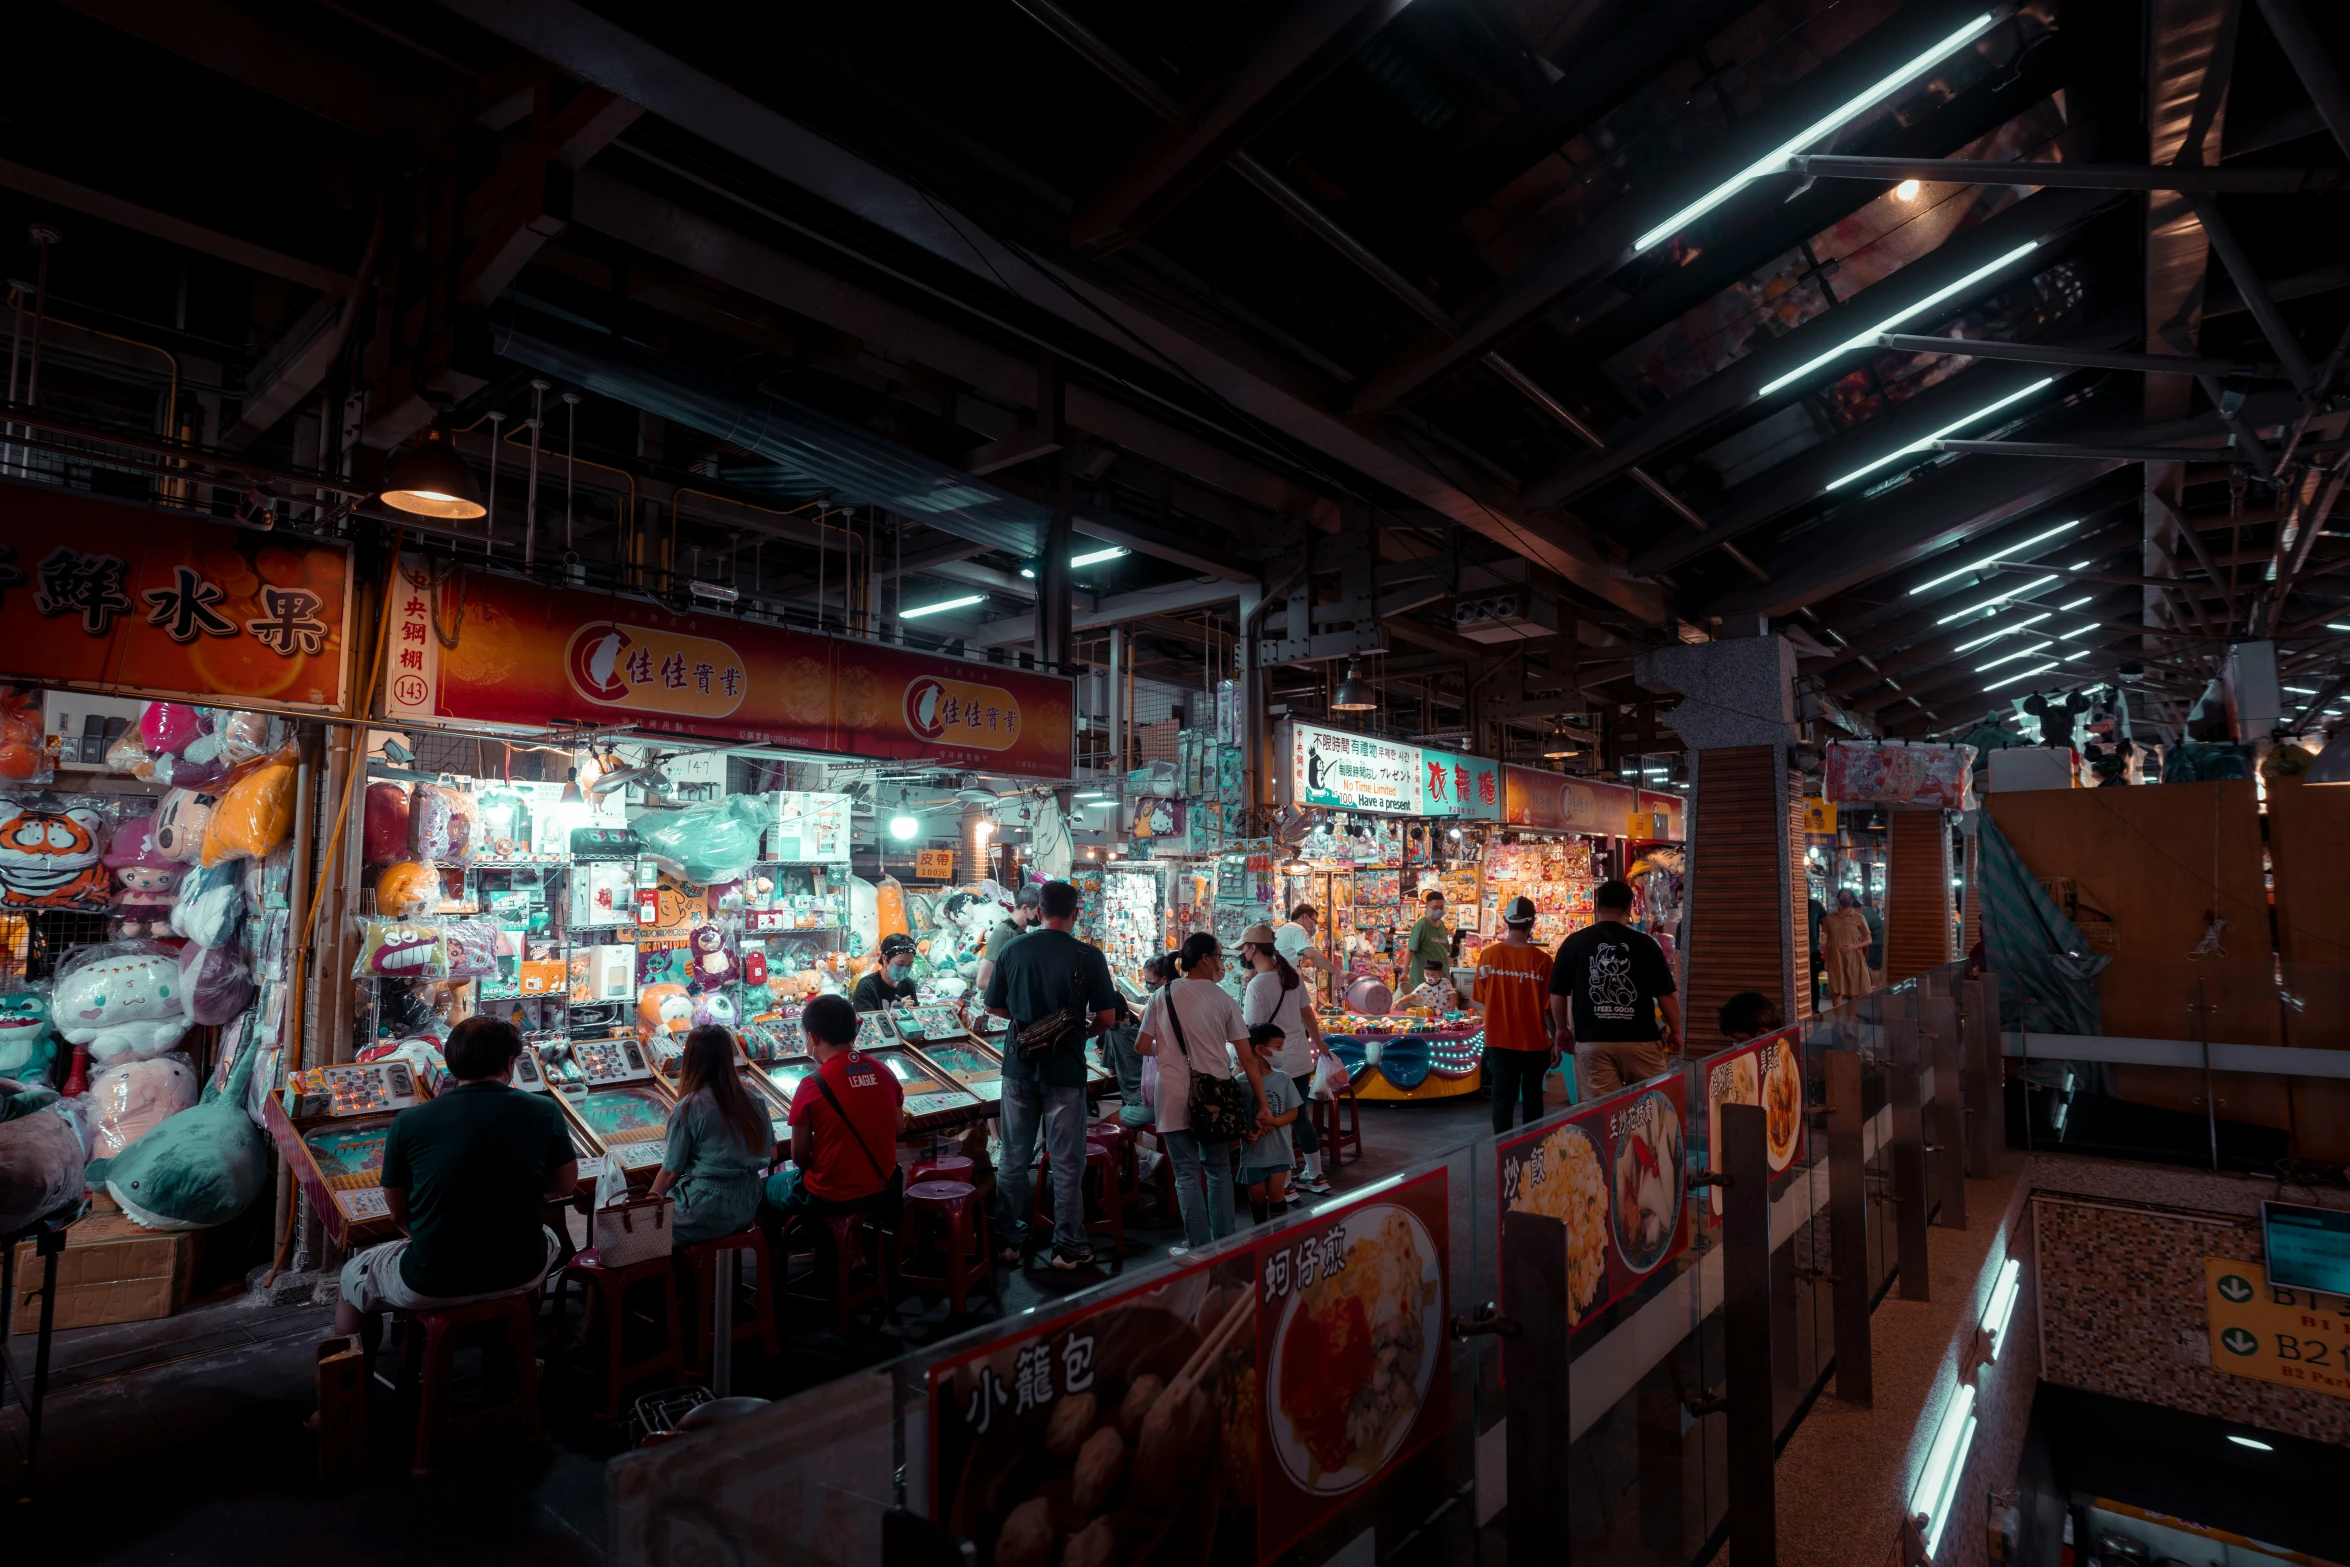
[913, 848, 956, 881]
[2205, 1258, 2350, 1399]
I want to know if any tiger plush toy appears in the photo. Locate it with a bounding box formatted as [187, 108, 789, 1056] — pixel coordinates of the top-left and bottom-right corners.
[0, 799, 111, 910]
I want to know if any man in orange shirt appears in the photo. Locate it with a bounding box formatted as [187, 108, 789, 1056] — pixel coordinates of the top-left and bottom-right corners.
[1471, 896, 1557, 1132]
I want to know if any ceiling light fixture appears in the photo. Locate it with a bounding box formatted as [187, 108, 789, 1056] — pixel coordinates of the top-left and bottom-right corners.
[1896, 178, 1922, 201]
[2059, 649, 2092, 661]
[1759, 240, 2042, 397]
[1953, 613, 2050, 653]
[1976, 641, 2054, 673]
[1825, 379, 2052, 491]
[1911, 521, 2079, 595]
[2068, 559, 2092, 569]
[2056, 595, 2094, 611]
[1634, 12, 2001, 253]
[1983, 661, 2058, 691]
[1070, 546, 1128, 568]
[1938, 574, 2060, 625]
[901, 593, 985, 619]
[2226, 1435, 2275, 1452]
[2057, 622, 2098, 639]
[380, 424, 486, 519]
[1331, 660, 1376, 711]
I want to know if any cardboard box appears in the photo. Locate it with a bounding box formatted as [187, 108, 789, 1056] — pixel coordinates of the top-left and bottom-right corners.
[11, 1205, 195, 1332]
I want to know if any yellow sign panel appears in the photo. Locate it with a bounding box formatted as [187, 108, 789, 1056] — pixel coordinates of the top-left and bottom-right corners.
[913, 849, 956, 881]
[902, 675, 1023, 754]
[1803, 799, 1838, 834]
[564, 621, 749, 719]
[2204, 1258, 2350, 1399]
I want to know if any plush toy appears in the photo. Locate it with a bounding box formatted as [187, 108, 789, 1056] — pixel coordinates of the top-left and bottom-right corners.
[637, 982, 693, 1041]
[639, 795, 769, 887]
[152, 788, 218, 863]
[200, 748, 295, 866]
[691, 990, 737, 1030]
[178, 941, 255, 1026]
[104, 728, 154, 781]
[374, 860, 441, 918]
[212, 710, 272, 772]
[0, 1078, 82, 1234]
[139, 703, 204, 759]
[147, 706, 228, 789]
[686, 923, 736, 994]
[0, 988, 56, 1083]
[353, 920, 450, 979]
[0, 687, 47, 783]
[362, 782, 411, 867]
[105, 815, 186, 939]
[410, 784, 456, 861]
[170, 858, 245, 949]
[84, 1034, 269, 1231]
[52, 944, 190, 1068]
[0, 797, 111, 910]
[442, 789, 479, 867]
[87, 1055, 200, 1160]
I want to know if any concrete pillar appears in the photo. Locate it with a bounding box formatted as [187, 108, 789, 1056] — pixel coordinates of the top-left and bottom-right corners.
[1036, 510, 1073, 670]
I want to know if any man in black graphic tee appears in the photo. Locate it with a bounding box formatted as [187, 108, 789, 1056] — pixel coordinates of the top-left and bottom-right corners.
[1548, 879, 1682, 1098]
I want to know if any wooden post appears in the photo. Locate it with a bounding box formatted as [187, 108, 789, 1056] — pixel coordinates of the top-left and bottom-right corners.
[1721, 1102, 1776, 1567]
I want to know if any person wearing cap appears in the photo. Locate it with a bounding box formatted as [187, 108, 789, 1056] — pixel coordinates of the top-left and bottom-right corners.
[1237, 922, 1329, 1195]
[1472, 896, 1558, 1130]
[852, 932, 920, 1012]
[1403, 889, 1452, 991]
[975, 884, 1043, 990]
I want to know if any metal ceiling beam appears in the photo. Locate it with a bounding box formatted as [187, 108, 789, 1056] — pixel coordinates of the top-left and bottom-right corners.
[1347, 0, 2011, 413]
[1060, 0, 1413, 253]
[439, 0, 1664, 623]
[975, 576, 1249, 647]
[875, 537, 988, 581]
[0, 157, 352, 294]
[2252, 0, 2350, 164]
[1785, 154, 2350, 193]
[1933, 438, 2242, 462]
[1870, 333, 2275, 377]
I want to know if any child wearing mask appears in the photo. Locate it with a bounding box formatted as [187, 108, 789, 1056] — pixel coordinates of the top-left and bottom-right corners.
[1239, 1023, 1303, 1221]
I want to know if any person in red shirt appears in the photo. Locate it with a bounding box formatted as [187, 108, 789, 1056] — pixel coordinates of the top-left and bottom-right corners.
[1471, 896, 1558, 1132]
[765, 994, 905, 1215]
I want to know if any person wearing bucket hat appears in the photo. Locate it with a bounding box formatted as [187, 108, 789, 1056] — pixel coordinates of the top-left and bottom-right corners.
[1471, 895, 1559, 1129]
[1236, 922, 1328, 1195]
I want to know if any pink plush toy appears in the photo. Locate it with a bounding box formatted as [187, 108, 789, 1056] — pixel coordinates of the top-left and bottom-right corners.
[86, 1055, 199, 1161]
[104, 816, 186, 940]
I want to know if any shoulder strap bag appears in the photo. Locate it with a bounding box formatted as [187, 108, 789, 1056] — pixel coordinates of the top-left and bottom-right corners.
[1016, 954, 1096, 1063]
[1164, 986, 1255, 1144]
[812, 1066, 905, 1223]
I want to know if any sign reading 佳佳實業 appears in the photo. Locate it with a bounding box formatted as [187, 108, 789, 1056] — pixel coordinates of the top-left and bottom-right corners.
[383, 560, 1073, 778]
[2205, 1258, 2350, 1399]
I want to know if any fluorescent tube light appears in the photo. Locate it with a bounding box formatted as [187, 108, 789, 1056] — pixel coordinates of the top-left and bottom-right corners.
[1826, 379, 2051, 490]
[901, 594, 985, 619]
[1938, 574, 2060, 624]
[1953, 612, 2049, 653]
[2068, 559, 2092, 569]
[1070, 546, 1128, 568]
[2227, 1435, 2274, 1452]
[1976, 641, 2053, 672]
[1911, 520, 2079, 595]
[2284, 685, 2320, 695]
[2329, 623, 2350, 633]
[2060, 649, 2092, 661]
[1984, 661, 2057, 691]
[1982, 1257, 2022, 1359]
[1635, 13, 2001, 252]
[1759, 241, 2042, 397]
[2057, 622, 2097, 639]
[1910, 1382, 1979, 1558]
[2056, 595, 2093, 611]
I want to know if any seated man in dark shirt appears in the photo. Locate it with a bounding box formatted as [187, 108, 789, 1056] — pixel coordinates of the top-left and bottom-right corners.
[850, 932, 920, 1013]
[764, 994, 906, 1216]
[334, 1016, 578, 1341]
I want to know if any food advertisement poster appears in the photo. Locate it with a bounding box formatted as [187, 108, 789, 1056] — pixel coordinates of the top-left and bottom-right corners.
[386, 561, 1073, 777]
[1702, 1028, 1806, 1220]
[929, 1168, 1451, 1567]
[0, 488, 353, 710]
[1499, 1075, 1688, 1335]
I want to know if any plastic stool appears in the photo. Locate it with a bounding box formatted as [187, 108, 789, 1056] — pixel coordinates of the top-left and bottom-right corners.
[677, 1229, 780, 1374]
[1086, 1122, 1141, 1196]
[1032, 1138, 1126, 1256]
[396, 1293, 542, 1477]
[895, 1180, 999, 1314]
[909, 1153, 973, 1187]
[1132, 1125, 1181, 1223]
[1314, 1083, 1363, 1169]
[772, 1209, 891, 1334]
[558, 1249, 685, 1423]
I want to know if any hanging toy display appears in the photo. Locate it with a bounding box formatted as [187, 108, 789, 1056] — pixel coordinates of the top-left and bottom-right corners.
[104, 815, 187, 939]
[51, 941, 192, 1072]
[0, 687, 50, 783]
[0, 796, 113, 910]
[0, 986, 57, 1083]
[685, 923, 736, 993]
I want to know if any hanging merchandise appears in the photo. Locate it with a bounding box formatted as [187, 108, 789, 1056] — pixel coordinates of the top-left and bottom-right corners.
[200, 747, 299, 866]
[360, 781, 413, 867]
[0, 686, 51, 783]
[171, 858, 246, 948]
[1480, 837, 1600, 950]
[51, 941, 191, 1068]
[352, 919, 451, 980]
[375, 859, 442, 918]
[0, 985, 57, 1082]
[0, 795, 113, 909]
[86, 1054, 200, 1160]
[152, 787, 218, 863]
[1823, 740, 1977, 810]
[178, 941, 256, 1026]
[639, 794, 771, 888]
[85, 1034, 270, 1231]
[104, 815, 186, 939]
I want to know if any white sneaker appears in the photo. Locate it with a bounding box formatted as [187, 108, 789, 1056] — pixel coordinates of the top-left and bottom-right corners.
[1165, 1244, 1192, 1257]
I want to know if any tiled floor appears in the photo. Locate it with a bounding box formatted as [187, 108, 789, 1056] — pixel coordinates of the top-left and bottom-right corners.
[3, 1091, 1506, 1565]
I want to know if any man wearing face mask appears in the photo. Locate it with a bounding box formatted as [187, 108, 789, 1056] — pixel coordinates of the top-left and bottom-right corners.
[851, 932, 920, 1012]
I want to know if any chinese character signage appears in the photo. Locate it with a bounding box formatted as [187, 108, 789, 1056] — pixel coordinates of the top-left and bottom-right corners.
[1289, 722, 1500, 819]
[384, 561, 1073, 777]
[1502, 766, 1682, 841]
[1418, 746, 1501, 821]
[1701, 1027, 1805, 1220]
[1498, 1072, 1687, 1335]
[929, 1167, 1450, 1565]
[0, 489, 353, 710]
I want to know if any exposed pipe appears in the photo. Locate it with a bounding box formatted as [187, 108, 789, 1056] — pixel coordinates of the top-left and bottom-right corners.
[525, 378, 548, 568]
[562, 390, 580, 555]
[25, 224, 57, 411]
[484, 409, 504, 554]
[1787, 153, 2350, 194]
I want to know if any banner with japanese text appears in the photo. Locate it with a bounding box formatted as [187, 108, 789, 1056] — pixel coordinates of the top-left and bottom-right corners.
[0, 487, 352, 710]
[928, 1167, 1451, 1566]
[383, 560, 1073, 777]
[1498, 1072, 1688, 1335]
[1292, 721, 1421, 814]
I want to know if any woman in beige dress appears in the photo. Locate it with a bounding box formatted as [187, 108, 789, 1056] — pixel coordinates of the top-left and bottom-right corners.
[1823, 889, 1874, 1000]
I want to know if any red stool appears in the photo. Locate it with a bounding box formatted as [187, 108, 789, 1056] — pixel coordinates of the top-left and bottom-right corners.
[1132, 1125, 1181, 1223]
[910, 1153, 973, 1187]
[895, 1180, 999, 1314]
[1314, 1084, 1363, 1169]
[677, 1229, 781, 1374]
[772, 1209, 892, 1334]
[1087, 1122, 1141, 1196]
[558, 1249, 685, 1423]
[1032, 1138, 1126, 1256]
[395, 1293, 542, 1477]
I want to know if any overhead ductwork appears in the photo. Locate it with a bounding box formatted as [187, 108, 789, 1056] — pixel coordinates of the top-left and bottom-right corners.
[491, 307, 1044, 558]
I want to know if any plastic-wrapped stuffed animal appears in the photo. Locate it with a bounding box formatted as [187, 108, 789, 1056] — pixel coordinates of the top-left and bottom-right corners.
[87, 1055, 200, 1160]
[52, 944, 190, 1068]
[152, 788, 218, 864]
[104, 815, 186, 939]
[0, 686, 47, 783]
[0, 988, 56, 1083]
[0, 1078, 81, 1234]
[691, 990, 737, 1030]
[84, 1035, 269, 1231]
[639, 795, 769, 887]
[362, 782, 411, 867]
[637, 982, 693, 1041]
[0, 797, 111, 910]
[170, 858, 245, 949]
[179, 941, 255, 1026]
[200, 748, 296, 866]
[686, 923, 736, 994]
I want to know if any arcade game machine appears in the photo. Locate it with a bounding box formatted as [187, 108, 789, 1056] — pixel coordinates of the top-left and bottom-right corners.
[859, 1036, 989, 1133]
[269, 1060, 426, 1249]
[891, 1005, 1005, 1104]
[508, 1044, 609, 1182]
[539, 1030, 674, 1189]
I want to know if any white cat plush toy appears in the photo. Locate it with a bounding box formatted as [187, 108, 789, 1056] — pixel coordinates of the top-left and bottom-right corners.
[52, 945, 191, 1067]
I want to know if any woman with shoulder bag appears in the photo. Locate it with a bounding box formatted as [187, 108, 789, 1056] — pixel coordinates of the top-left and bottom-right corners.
[1135, 933, 1271, 1251]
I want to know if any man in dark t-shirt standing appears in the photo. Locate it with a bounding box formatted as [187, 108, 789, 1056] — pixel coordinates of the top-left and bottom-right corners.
[333, 1016, 577, 1341]
[1549, 879, 1683, 1098]
[984, 879, 1117, 1270]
